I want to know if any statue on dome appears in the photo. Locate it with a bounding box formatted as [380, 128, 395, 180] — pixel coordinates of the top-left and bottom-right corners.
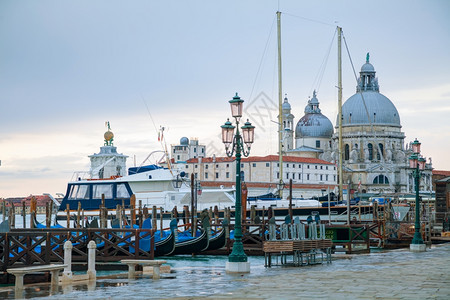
[366, 52, 370, 63]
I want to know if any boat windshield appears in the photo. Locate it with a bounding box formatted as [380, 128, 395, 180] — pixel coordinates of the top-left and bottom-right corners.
[68, 185, 90, 200]
[92, 184, 113, 199]
[117, 183, 130, 198]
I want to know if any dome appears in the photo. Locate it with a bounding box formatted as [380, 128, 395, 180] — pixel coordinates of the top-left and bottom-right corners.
[339, 55, 401, 128]
[361, 62, 375, 72]
[295, 91, 333, 138]
[180, 137, 189, 145]
[340, 91, 400, 127]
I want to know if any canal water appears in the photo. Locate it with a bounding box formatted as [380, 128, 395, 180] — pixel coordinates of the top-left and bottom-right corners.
[1, 243, 449, 299]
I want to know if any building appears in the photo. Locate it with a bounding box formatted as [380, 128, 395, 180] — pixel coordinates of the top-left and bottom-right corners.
[171, 137, 206, 163]
[282, 55, 433, 195]
[171, 155, 338, 199]
[435, 176, 450, 225]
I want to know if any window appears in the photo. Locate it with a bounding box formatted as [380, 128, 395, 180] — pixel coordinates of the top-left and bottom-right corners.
[286, 173, 289, 179]
[277, 172, 280, 179]
[195, 165, 198, 168]
[307, 165, 310, 169]
[68, 185, 90, 200]
[266, 163, 270, 167]
[298, 174, 301, 180]
[334, 175, 336, 181]
[287, 164, 289, 168]
[205, 173, 208, 179]
[377, 143, 384, 160]
[307, 174, 310, 180]
[315, 165, 318, 169]
[98, 168, 104, 179]
[373, 175, 389, 184]
[326, 166, 328, 170]
[92, 184, 113, 199]
[320, 166, 323, 170]
[177, 155, 180, 160]
[185, 165, 189, 168]
[117, 183, 130, 198]
[216, 164, 219, 168]
[368, 143, 373, 161]
[215, 173, 219, 179]
[320, 175, 323, 181]
[226, 172, 230, 178]
[316, 140, 320, 148]
[299, 164, 301, 168]
[226, 164, 229, 168]
[326, 175, 328, 181]
[293, 164, 295, 168]
[241, 164, 244, 168]
[345, 144, 350, 160]
[194, 173, 198, 179]
[205, 165, 209, 169]
[194, 148, 197, 153]
[252, 163, 256, 167]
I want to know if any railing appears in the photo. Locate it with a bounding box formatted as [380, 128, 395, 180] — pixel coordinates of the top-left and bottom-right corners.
[0, 228, 155, 271]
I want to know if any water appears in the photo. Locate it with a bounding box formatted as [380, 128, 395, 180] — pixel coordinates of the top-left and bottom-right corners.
[1, 244, 449, 299]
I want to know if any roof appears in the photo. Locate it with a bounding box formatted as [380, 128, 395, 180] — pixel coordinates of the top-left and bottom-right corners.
[187, 155, 334, 165]
[433, 170, 450, 177]
[200, 181, 342, 190]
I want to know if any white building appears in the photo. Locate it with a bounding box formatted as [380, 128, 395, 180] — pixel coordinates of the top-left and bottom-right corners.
[171, 137, 206, 163]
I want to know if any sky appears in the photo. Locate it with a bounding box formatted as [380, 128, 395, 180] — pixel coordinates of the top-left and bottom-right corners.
[0, 0, 449, 198]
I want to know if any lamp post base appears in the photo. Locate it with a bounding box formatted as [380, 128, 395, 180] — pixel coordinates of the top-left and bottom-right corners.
[410, 243, 426, 252]
[225, 261, 250, 273]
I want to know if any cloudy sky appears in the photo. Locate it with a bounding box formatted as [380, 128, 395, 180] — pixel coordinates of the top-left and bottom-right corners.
[1, 1, 449, 198]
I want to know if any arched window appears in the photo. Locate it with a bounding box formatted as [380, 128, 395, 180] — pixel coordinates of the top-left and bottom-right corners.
[368, 143, 373, 161]
[344, 144, 350, 160]
[377, 143, 384, 160]
[373, 175, 389, 185]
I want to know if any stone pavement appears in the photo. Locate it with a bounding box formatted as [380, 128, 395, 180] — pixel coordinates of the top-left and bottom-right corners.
[203, 244, 450, 299]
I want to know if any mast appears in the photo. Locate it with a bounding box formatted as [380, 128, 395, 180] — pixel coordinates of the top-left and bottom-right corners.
[337, 26, 343, 202]
[277, 11, 283, 198]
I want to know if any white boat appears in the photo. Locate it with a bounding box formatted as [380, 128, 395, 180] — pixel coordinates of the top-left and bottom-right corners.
[57, 164, 235, 214]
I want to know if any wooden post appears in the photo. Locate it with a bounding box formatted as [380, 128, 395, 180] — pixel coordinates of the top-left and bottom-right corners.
[214, 205, 219, 231]
[183, 205, 190, 231]
[47, 201, 53, 228]
[138, 200, 143, 227]
[143, 207, 149, 220]
[130, 194, 136, 225]
[160, 207, 164, 238]
[1, 200, 5, 222]
[45, 202, 49, 228]
[190, 174, 195, 237]
[289, 179, 293, 222]
[66, 203, 71, 228]
[116, 205, 122, 228]
[152, 206, 157, 231]
[30, 196, 37, 228]
[76, 201, 81, 229]
[22, 201, 26, 229]
[250, 205, 256, 223]
[242, 182, 248, 224]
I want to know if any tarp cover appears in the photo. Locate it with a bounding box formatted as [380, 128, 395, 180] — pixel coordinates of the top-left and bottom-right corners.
[128, 164, 162, 175]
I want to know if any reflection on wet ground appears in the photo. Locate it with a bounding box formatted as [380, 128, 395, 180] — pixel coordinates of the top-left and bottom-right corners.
[1, 244, 449, 299]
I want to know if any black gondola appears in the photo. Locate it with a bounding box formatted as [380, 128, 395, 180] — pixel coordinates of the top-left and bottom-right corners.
[171, 229, 209, 255]
[203, 228, 226, 252]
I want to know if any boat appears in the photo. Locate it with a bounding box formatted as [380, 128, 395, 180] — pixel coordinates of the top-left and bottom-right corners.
[57, 164, 235, 216]
[202, 227, 226, 252]
[171, 229, 209, 255]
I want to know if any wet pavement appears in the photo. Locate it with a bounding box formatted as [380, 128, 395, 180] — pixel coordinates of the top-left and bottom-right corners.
[1, 243, 449, 299]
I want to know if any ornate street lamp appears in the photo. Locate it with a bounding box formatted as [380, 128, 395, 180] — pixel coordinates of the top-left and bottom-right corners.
[221, 93, 255, 273]
[409, 139, 426, 252]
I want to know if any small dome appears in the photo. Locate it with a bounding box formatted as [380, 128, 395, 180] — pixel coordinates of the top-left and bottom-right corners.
[361, 62, 375, 73]
[282, 96, 291, 111]
[296, 114, 333, 138]
[296, 91, 333, 138]
[180, 137, 189, 145]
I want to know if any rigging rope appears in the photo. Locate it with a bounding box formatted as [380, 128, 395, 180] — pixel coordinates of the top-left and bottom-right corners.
[283, 12, 335, 27]
[310, 29, 336, 96]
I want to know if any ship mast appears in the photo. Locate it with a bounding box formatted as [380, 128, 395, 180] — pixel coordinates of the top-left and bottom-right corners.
[277, 11, 284, 198]
[337, 26, 343, 202]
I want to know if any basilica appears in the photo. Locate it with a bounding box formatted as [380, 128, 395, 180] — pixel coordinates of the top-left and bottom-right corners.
[284, 55, 433, 195]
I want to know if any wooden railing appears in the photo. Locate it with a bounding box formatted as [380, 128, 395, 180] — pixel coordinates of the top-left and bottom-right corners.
[0, 228, 155, 271]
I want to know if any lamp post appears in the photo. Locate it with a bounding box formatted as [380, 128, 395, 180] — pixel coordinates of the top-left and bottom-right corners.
[409, 139, 426, 252]
[221, 93, 255, 273]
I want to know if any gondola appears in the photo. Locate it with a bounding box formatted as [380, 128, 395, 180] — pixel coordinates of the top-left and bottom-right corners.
[203, 228, 226, 252]
[171, 229, 209, 255]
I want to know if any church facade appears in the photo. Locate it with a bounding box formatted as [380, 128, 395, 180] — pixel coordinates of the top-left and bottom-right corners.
[282, 55, 433, 195]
